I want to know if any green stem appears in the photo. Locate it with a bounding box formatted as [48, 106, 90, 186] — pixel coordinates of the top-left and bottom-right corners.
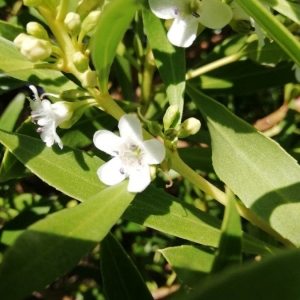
[56, 0, 70, 21]
[140, 43, 156, 114]
[186, 53, 243, 80]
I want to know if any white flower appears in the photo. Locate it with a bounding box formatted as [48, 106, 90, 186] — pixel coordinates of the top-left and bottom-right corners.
[93, 115, 166, 193]
[149, 0, 233, 47]
[28, 85, 73, 149]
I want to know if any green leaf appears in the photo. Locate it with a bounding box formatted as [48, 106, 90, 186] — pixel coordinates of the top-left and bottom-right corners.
[234, 0, 300, 66]
[0, 75, 26, 95]
[261, 0, 300, 25]
[196, 60, 294, 95]
[187, 249, 300, 300]
[212, 190, 242, 272]
[101, 233, 153, 300]
[0, 183, 135, 300]
[91, 0, 138, 94]
[0, 131, 279, 255]
[187, 84, 300, 246]
[0, 92, 25, 131]
[143, 10, 186, 123]
[0, 37, 79, 94]
[159, 246, 215, 287]
[0, 129, 106, 200]
[0, 20, 24, 41]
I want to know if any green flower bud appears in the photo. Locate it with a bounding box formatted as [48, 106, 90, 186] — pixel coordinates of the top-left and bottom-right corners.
[81, 10, 101, 35]
[163, 104, 180, 131]
[73, 52, 89, 72]
[26, 22, 49, 40]
[147, 121, 163, 137]
[19, 36, 52, 62]
[23, 0, 42, 7]
[64, 12, 81, 35]
[177, 118, 201, 138]
[80, 70, 97, 88]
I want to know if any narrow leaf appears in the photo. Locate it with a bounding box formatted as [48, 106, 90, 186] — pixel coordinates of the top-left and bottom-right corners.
[101, 233, 153, 300]
[188, 249, 300, 300]
[91, 0, 138, 94]
[143, 9, 186, 123]
[0, 183, 134, 300]
[187, 84, 300, 246]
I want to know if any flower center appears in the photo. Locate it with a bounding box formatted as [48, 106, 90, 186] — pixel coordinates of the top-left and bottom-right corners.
[174, 0, 203, 18]
[118, 142, 145, 175]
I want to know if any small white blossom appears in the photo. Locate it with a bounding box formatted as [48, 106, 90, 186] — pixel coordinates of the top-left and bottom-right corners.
[28, 85, 73, 149]
[149, 0, 232, 47]
[93, 115, 166, 193]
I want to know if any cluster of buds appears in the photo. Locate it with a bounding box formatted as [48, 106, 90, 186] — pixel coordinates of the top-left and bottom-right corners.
[14, 22, 52, 62]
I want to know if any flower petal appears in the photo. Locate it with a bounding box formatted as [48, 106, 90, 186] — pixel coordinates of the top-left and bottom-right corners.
[231, 1, 249, 21]
[97, 157, 127, 186]
[93, 130, 123, 156]
[199, 0, 232, 29]
[143, 139, 165, 165]
[148, 0, 186, 19]
[127, 165, 151, 193]
[118, 115, 143, 142]
[167, 16, 198, 47]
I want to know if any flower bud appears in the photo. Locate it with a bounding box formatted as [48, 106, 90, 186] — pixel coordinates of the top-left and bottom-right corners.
[20, 36, 52, 62]
[80, 70, 97, 88]
[163, 104, 180, 130]
[81, 10, 101, 35]
[14, 33, 28, 49]
[59, 89, 87, 100]
[177, 118, 201, 138]
[147, 121, 163, 137]
[26, 22, 49, 40]
[23, 0, 42, 7]
[64, 12, 81, 35]
[73, 52, 89, 72]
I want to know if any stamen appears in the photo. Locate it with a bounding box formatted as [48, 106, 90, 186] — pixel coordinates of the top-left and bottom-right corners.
[192, 11, 200, 18]
[174, 7, 179, 15]
[120, 168, 125, 175]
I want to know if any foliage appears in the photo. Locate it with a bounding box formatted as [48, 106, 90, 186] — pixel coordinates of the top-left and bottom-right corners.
[0, 0, 300, 299]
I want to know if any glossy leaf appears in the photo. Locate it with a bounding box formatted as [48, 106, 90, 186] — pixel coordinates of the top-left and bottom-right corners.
[187, 84, 300, 246]
[0, 129, 107, 200]
[101, 233, 153, 300]
[0, 130, 278, 256]
[91, 0, 138, 94]
[0, 37, 78, 94]
[160, 246, 215, 287]
[188, 249, 300, 300]
[0, 20, 23, 41]
[143, 10, 185, 123]
[0, 183, 134, 300]
[0, 92, 25, 131]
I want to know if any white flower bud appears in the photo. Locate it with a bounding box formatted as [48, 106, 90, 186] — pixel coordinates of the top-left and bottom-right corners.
[80, 70, 97, 88]
[81, 10, 101, 34]
[26, 22, 49, 40]
[177, 118, 201, 138]
[73, 52, 89, 72]
[23, 0, 42, 7]
[14, 33, 29, 49]
[20, 36, 52, 62]
[64, 12, 81, 35]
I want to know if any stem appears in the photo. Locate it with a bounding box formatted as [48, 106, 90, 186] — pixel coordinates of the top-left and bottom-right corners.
[186, 53, 243, 80]
[140, 43, 156, 114]
[56, 0, 70, 21]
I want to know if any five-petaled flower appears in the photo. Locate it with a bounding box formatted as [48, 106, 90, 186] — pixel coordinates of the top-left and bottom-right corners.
[149, 0, 232, 47]
[93, 115, 166, 193]
[28, 85, 72, 149]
